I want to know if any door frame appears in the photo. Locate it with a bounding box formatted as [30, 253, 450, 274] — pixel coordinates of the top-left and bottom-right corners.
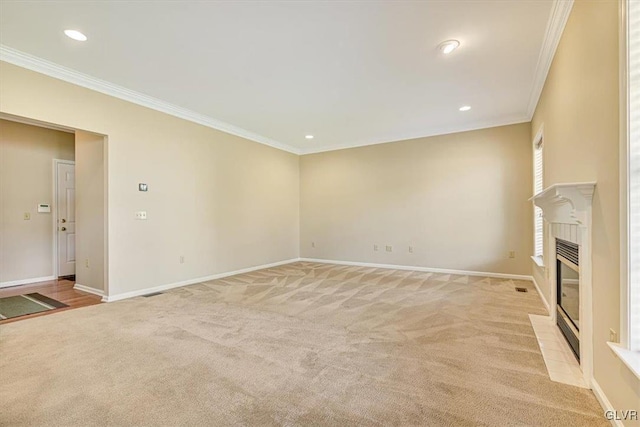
[53, 159, 76, 278]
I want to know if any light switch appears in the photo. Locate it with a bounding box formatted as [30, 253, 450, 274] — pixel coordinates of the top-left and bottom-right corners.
[135, 211, 147, 220]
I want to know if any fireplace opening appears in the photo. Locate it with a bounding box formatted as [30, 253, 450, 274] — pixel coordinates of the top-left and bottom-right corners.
[556, 239, 580, 361]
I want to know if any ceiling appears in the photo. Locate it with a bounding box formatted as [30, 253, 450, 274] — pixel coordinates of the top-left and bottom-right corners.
[0, 1, 566, 154]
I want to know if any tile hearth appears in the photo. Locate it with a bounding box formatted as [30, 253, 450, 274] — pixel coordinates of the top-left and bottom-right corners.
[529, 314, 587, 388]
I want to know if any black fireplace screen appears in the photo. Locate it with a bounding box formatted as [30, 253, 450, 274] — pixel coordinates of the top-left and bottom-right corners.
[556, 239, 580, 360]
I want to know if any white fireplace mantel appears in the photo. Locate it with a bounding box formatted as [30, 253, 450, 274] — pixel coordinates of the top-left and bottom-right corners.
[530, 182, 596, 225]
[529, 181, 596, 388]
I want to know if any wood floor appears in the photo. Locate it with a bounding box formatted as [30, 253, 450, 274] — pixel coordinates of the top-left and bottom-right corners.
[0, 279, 102, 325]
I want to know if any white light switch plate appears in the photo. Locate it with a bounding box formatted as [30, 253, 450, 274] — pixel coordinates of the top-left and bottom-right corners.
[135, 211, 147, 220]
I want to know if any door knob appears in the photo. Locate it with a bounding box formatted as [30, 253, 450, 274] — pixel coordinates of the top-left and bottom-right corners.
[61, 219, 66, 223]
[60, 227, 67, 231]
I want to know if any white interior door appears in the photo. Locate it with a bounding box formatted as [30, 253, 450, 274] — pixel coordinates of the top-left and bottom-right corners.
[57, 162, 76, 277]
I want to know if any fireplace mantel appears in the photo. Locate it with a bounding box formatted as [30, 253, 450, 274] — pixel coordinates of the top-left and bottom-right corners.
[530, 181, 596, 387]
[530, 182, 596, 225]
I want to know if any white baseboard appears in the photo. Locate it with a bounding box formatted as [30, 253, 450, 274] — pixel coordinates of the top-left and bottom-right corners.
[299, 258, 534, 281]
[0, 275, 56, 289]
[103, 257, 534, 302]
[73, 283, 105, 297]
[591, 377, 623, 427]
[103, 258, 300, 302]
[531, 275, 551, 314]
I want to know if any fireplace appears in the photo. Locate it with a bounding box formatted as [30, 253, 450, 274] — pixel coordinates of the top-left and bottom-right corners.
[531, 182, 595, 384]
[556, 239, 580, 360]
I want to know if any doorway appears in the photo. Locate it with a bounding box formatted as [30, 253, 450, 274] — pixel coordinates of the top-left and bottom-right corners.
[55, 160, 76, 279]
[0, 113, 108, 322]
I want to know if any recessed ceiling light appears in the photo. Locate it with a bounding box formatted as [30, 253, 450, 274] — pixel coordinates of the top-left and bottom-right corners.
[305, 135, 314, 140]
[438, 40, 460, 55]
[459, 105, 471, 112]
[64, 29, 87, 41]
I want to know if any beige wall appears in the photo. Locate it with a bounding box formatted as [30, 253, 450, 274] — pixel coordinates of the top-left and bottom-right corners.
[0, 119, 75, 284]
[0, 62, 300, 297]
[300, 123, 533, 276]
[531, 0, 640, 419]
[75, 131, 106, 292]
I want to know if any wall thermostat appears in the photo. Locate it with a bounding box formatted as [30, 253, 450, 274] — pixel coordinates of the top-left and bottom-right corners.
[37, 204, 51, 213]
[138, 183, 148, 192]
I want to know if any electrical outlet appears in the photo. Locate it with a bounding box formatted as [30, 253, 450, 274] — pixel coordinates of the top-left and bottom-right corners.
[179, 256, 185, 264]
[385, 245, 392, 252]
[408, 246, 414, 253]
[85, 259, 89, 268]
[609, 329, 618, 342]
[311, 242, 315, 248]
[374, 244, 379, 251]
[23, 212, 30, 220]
[135, 211, 147, 220]
[509, 251, 516, 259]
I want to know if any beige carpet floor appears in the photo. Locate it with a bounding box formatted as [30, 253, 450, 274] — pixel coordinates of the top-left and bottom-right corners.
[0, 262, 607, 426]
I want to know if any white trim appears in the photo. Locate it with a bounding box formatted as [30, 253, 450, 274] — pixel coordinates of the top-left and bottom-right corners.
[299, 258, 534, 281]
[591, 377, 624, 427]
[531, 255, 545, 268]
[530, 182, 596, 225]
[103, 257, 537, 303]
[0, 112, 76, 134]
[102, 258, 300, 302]
[53, 159, 76, 279]
[526, 0, 574, 118]
[0, 45, 529, 157]
[533, 124, 545, 149]
[534, 185, 596, 387]
[0, 1, 573, 157]
[0, 276, 56, 289]
[73, 283, 105, 298]
[532, 125, 545, 258]
[620, 0, 631, 352]
[607, 342, 640, 380]
[0, 45, 300, 155]
[531, 274, 550, 314]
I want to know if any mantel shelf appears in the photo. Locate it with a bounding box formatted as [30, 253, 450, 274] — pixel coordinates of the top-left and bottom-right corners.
[530, 182, 596, 225]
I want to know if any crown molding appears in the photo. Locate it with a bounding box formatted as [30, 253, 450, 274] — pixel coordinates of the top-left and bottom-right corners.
[2, 1, 571, 159]
[299, 114, 530, 155]
[0, 45, 301, 154]
[525, 0, 574, 119]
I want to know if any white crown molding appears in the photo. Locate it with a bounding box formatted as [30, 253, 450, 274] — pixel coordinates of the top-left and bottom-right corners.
[1, 45, 530, 157]
[2, 0, 572, 158]
[0, 45, 301, 155]
[299, 114, 530, 155]
[526, 0, 574, 119]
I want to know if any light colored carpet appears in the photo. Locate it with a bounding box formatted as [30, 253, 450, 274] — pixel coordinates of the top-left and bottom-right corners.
[0, 262, 607, 426]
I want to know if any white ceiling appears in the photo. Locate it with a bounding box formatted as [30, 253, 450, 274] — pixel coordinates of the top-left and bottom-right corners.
[0, 1, 562, 154]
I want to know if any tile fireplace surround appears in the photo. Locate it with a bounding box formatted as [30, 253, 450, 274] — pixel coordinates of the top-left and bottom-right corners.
[531, 182, 596, 387]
